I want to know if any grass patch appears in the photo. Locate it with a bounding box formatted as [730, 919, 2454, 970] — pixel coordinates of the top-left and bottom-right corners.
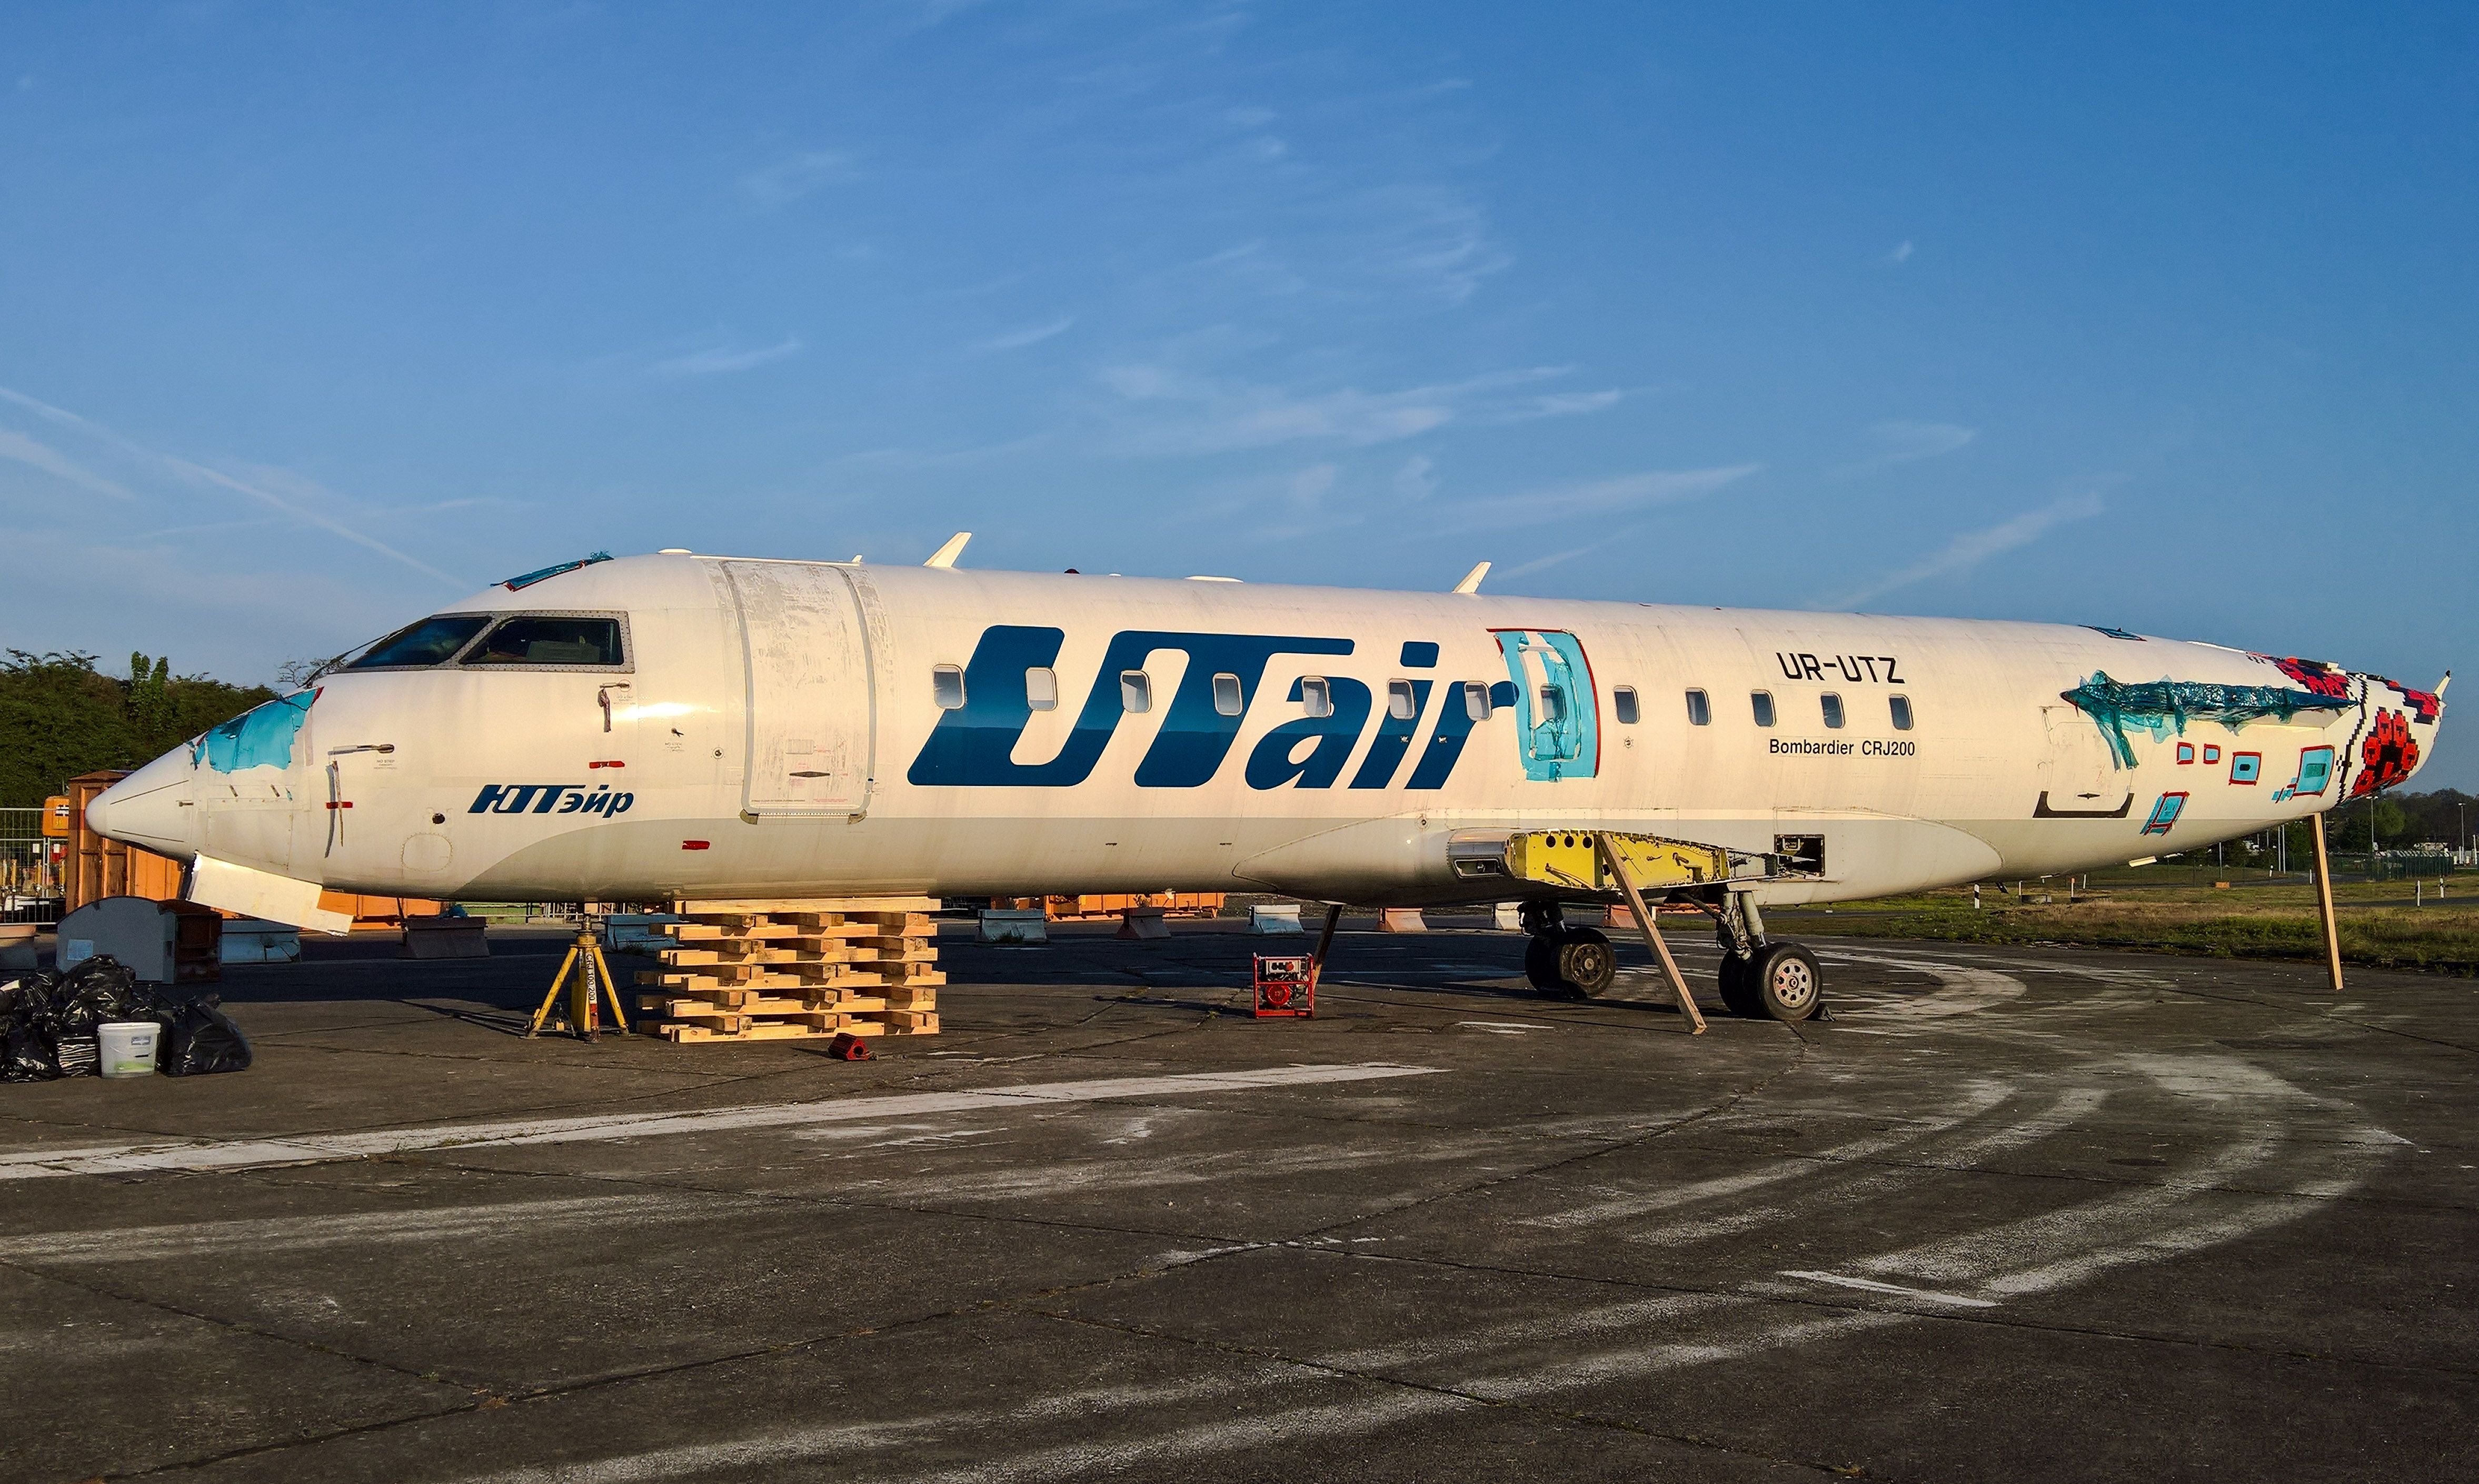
[1755, 877, 2479, 975]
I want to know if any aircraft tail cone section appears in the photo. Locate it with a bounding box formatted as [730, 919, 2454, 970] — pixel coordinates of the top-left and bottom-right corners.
[2342, 669, 2443, 800]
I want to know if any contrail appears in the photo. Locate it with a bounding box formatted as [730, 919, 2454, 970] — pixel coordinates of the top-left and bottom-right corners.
[0, 383, 469, 588]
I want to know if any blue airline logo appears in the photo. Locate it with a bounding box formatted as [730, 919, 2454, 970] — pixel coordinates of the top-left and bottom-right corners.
[469, 783, 636, 816]
[906, 627, 1516, 790]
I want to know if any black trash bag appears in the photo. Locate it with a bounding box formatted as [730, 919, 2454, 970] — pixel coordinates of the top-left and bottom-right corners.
[163, 994, 252, 1077]
[53, 955, 148, 1037]
[4, 1019, 60, 1081]
[1, 971, 63, 1082]
[0, 969, 57, 1031]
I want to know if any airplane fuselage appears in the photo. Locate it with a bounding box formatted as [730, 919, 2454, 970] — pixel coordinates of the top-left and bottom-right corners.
[88, 553, 2444, 913]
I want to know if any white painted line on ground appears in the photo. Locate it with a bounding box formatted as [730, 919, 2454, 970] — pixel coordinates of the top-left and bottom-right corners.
[1451, 1020, 1551, 1034]
[0, 1063, 1446, 1181]
[1781, 1269, 1999, 1308]
[1817, 950, 2027, 1019]
[0, 1193, 739, 1263]
[1522, 1080, 2016, 1230]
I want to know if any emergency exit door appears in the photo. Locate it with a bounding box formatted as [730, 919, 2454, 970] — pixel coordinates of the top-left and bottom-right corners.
[1495, 629, 1598, 782]
[721, 561, 875, 819]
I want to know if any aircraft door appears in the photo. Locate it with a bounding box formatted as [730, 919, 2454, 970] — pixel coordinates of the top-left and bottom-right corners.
[1495, 629, 1598, 781]
[2037, 704, 2127, 816]
[722, 561, 875, 820]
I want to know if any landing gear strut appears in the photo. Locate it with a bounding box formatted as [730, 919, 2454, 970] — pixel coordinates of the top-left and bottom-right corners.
[1519, 902, 1618, 998]
[1710, 892, 1822, 1022]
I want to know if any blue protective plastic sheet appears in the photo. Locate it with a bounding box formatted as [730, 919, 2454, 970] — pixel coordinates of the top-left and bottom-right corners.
[2063, 672, 2343, 769]
[192, 691, 315, 773]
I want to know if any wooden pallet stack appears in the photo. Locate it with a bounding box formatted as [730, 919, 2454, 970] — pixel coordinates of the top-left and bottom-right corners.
[635, 896, 943, 1043]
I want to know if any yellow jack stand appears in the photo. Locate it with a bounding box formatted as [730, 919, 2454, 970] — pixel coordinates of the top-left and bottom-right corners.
[527, 927, 631, 1041]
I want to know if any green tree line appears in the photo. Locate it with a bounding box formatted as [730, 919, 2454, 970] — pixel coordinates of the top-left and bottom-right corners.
[0, 651, 277, 810]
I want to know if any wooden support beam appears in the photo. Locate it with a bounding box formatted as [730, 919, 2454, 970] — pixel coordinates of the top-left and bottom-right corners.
[1595, 834, 1706, 1034]
[1308, 902, 1344, 991]
[2311, 814, 2345, 992]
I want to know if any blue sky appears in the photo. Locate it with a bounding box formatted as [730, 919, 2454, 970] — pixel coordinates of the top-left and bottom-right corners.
[3, 3, 2473, 785]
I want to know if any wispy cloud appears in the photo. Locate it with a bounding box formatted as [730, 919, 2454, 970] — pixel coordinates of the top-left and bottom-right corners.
[1284, 463, 1338, 506]
[1393, 454, 1436, 502]
[1346, 183, 1510, 306]
[0, 429, 136, 501]
[1832, 491, 2106, 608]
[740, 150, 857, 207]
[1094, 363, 1612, 455]
[972, 316, 1074, 354]
[649, 336, 805, 376]
[1514, 390, 1627, 419]
[1502, 542, 1602, 580]
[0, 383, 469, 588]
[1441, 464, 1762, 531]
[1848, 420, 1976, 471]
[132, 517, 283, 541]
[160, 456, 472, 588]
[1888, 240, 1915, 264]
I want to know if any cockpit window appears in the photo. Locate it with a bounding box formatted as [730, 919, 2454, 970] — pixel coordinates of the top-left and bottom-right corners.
[344, 615, 491, 670]
[464, 615, 627, 668]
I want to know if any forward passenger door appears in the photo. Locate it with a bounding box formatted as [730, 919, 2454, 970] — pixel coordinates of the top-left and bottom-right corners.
[721, 561, 876, 820]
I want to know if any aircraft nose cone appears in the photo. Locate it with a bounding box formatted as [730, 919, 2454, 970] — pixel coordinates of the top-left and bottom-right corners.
[89, 747, 199, 858]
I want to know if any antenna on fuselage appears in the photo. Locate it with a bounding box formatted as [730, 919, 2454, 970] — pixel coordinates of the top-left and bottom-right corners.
[924, 532, 972, 569]
[1451, 561, 1489, 595]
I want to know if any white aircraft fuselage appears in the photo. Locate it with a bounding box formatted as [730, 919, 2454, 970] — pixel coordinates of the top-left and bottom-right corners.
[87, 552, 2444, 915]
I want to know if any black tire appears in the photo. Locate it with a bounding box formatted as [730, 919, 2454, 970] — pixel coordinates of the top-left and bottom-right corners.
[1523, 933, 1565, 990]
[1716, 952, 1764, 1018]
[1751, 943, 1823, 1022]
[1556, 927, 1617, 998]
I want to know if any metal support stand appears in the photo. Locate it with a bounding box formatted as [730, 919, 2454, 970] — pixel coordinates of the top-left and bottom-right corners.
[1308, 902, 1343, 992]
[1594, 834, 1706, 1034]
[528, 926, 631, 1041]
[2311, 815, 2345, 993]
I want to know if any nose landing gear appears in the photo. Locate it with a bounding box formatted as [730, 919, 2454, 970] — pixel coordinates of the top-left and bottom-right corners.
[1712, 891, 1822, 1022]
[1718, 941, 1822, 1022]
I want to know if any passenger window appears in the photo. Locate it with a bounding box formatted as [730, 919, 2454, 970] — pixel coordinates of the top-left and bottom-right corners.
[1536, 685, 1566, 723]
[1213, 673, 1244, 716]
[1751, 691, 1776, 728]
[1301, 677, 1334, 719]
[347, 614, 489, 669]
[1890, 694, 1914, 731]
[1387, 679, 1418, 721]
[1026, 667, 1057, 712]
[1614, 686, 1639, 724]
[932, 665, 966, 710]
[1121, 670, 1152, 713]
[465, 615, 625, 667]
[1684, 689, 1709, 726]
[1463, 682, 1492, 720]
[1821, 693, 1846, 729]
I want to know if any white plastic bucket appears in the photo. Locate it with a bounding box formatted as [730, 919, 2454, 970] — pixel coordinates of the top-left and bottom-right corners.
[97, 1021, 160, 1079]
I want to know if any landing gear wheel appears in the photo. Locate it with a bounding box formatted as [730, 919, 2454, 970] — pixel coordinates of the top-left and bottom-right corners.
[1751, 943, 1822, 1022]
[1524, 925, 1615, 997]
[1523, 933, 1563, 990]
[1716, 952, 1764, 1018]
[1556, 927, 1616, 999]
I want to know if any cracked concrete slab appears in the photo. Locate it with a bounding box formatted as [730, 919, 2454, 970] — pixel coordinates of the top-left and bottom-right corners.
[0, 922, 2471, 1481]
